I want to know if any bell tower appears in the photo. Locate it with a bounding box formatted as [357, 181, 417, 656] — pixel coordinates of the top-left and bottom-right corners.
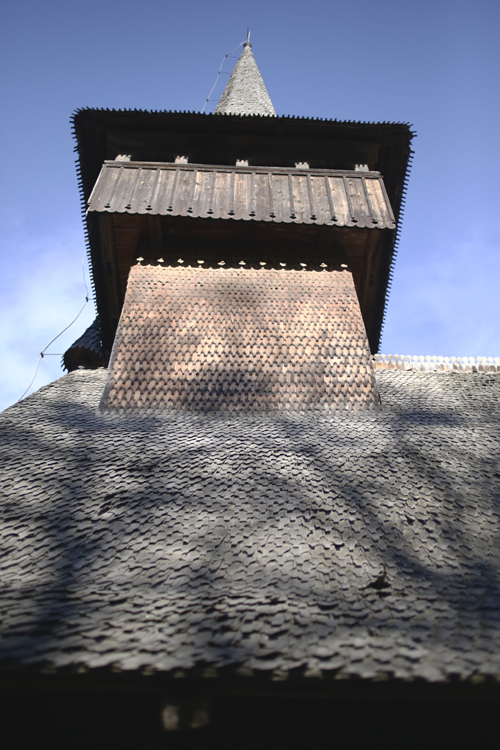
[69, 41, 414, 413]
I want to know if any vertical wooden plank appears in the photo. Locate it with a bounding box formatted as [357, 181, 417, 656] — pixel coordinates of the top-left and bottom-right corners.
[167, 168, 180, 213]
[272, 174, 290, 222]
[379, 177, 396, 223]
[364, 178, 386, 226]
[212, 171, 230, 219]
[310, 176, 330, 224]
[154, 168, 175, 214]
[206, 170, 217, 215]
[249, 171, 256, 217]
[88, 164, 121, 211]
[342, 176, 356, 224]
[175, 169, 194, 215]
[290, 174, 309, 223]
[196, 170, 213, 218]
[254, 172, 268, 221]
[324, 174, 337, 222]
[228, 171, 236, 216]
[109, 165, 135, 212]
[187, 169, 199, 214]
[123, 167, 145, 213]
[347, 177, 371, 227]
[288, 173, 296, 219]
[328, 176, 348, 225]
[234, 171, 249, 220]
[268, 172, 275, 219]
[306, 174, 317, 221]
[133, 168, 158, 214]
[145, 168, 161, 213]
[361, 177, 377, 225]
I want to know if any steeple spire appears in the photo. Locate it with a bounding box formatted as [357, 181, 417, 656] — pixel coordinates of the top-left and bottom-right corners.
[215, 40, 276, 117]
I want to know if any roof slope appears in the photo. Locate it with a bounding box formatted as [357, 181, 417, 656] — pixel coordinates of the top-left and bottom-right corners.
[1, 368, 499, 682]
[63, 316, 104, 372]
[215, 42, 275, 116]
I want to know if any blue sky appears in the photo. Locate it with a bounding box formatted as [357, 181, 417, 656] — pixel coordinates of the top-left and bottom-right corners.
[1, 0, 498, 411]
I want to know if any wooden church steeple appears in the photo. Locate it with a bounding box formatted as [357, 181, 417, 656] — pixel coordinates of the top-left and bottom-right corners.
[215, 40, 276, 117]
[68, 40, 414, 404]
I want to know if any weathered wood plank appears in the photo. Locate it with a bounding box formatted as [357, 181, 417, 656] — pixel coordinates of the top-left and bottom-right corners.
[271, 174, 290, 222]
[88, 163, 395, 229]
[291, 174, 309, 224]
[254, 172, 269, 221]
[153, 169, 175, 214]
[132, 168, 157, 214]
[175, 170, 194, 216]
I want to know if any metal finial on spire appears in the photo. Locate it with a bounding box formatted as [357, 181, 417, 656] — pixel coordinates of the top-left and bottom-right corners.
[246, 28, 251, 46]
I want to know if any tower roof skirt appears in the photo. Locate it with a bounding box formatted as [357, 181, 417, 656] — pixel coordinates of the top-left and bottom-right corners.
[215, 42, 276, 116]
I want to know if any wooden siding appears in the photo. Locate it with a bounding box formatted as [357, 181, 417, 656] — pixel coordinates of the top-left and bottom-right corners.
[88, 162, 396, 229]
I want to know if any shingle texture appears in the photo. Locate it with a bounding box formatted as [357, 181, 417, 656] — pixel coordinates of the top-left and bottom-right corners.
[1, 367, 499, 682]
[215, 43, 276, 116]
[99, 265, 380, 413]
[63, 317, 104, 372]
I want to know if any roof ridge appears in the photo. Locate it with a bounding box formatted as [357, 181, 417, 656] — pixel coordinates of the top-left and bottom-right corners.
[374, 354, 500, 372]
[71, 107, 415, 129]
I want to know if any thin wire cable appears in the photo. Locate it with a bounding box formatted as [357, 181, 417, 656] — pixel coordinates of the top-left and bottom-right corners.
[81, 250, 90, 300]
[17, 356, 43, 404]
[40, 296, 89, 355]
[17, 249, 93, 403]
[202, 39, 246, 113]
[16, 293, 89, 403]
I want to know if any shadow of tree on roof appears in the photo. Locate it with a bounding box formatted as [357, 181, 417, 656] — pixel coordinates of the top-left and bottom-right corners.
[0, 368, 499, 679]
[99, 266, 380, 414]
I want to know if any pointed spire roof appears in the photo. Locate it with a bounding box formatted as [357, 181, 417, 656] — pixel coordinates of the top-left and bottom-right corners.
[215, 42, 276, 117]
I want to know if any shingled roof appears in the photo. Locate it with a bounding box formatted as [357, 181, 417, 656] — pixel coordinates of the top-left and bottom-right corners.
[3, 34, 499, 746]
[63, 316, 105, 372]
[215, 42, 276, 116]
[1, 367, 499, 688]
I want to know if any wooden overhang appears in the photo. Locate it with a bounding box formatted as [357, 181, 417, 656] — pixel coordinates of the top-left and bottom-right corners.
[88, 161, 395, 228]
[73, 109, 414, 355]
